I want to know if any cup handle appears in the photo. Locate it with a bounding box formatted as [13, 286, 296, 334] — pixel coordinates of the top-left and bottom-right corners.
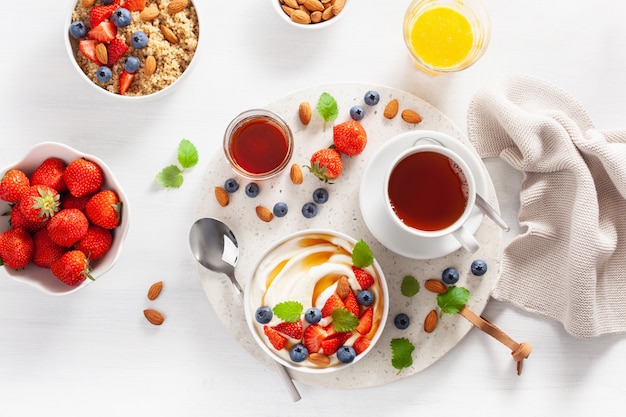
[452, 225, 479, 253]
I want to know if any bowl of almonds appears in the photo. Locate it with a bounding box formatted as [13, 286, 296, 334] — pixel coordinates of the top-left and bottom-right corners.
[65, 0, 200, 98]
[273, 0, 349, 28]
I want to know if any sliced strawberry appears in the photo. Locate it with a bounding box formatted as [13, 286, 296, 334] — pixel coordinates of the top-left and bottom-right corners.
[353, 335, 371, 355]
[89, 0, 120, 27]
[122, 0, 145, 12]
[353, 266, 375, 290]
[118, 70, 136, 95]
[78, 39, 102, 64]
[88, 21, 117, 43]
[344, 289, 360, 317]
[321, 293, 344, 318]
[107, 38, 128, 66]
[303, 324, 326, 354]
[272, 320, 303, 340]
[321, 332, 351, 356]
[263, 326, 286, 350]
[356, 307, 373, 335]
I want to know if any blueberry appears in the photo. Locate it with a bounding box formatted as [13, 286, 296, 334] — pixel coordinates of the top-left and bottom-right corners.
[471, 260, 488, 276]
[312, 188, 329, 204]
[255, 306, 273, 324]
[301, 202, 318, 218]
[356, 290, 375, 306]
[101, 0, 114, 4]
[442, 267, 460, 284]
[245, 182, 260, 197]
[304, 307, 322, 324]
[122, 56, 140, 73]
[131, 31, 148, 49]
[364, 90, 380, 106]
[223, 178, 239, 193]
[96, 66, 112, 83]
[272, 202, 288, 217]
[289, 344, 308, 363]
[337, 346, 356, 364]
[349, 105, 365, 121]
[111, 8, 132, 27]
[394, 313, 410, 330]
[69, 21, 87, 39]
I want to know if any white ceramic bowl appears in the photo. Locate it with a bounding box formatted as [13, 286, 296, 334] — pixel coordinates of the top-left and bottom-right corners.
[244, 229, 388, 373]
[64, 0, 200, 100]
[272, 0, 351, 30]
[0, 142, 130, 295]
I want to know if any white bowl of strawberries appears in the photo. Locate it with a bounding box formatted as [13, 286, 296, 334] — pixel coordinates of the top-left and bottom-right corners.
[0, 142, 130, 295]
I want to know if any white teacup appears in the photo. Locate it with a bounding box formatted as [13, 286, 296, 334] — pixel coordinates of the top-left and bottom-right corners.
[383, 142, 479, 253]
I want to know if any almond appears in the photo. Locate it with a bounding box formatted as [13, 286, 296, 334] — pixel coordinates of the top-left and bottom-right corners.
[290, 9, 311, 24]
[282, 0, 300, 8]
[281, 5, 295, 17]
[144, 309, 165, 326]
[401, 109, 423, 124]
[384, 99, 399, 119]
[140, 4, 160, 21]
[424, 309, 438, 333]
[424, 279, 447, 294]
[81, 0, 96, 7]
[332, 0, 346, 15]
[256, 205, 274, 222]
[322, 6, 334, 20]
[298, 101, 312, 125]
[308, 353, 331, 366]
[160, 24, 178, 44]
[147, 281, 163, 300]
[95, 43, 108, 66]
[303, 0, 324, 12]
[336, 275, 350, 299]
[167, 0, 189, 14]
[144, 55, 157, 77]
[290, 163, 303, 184]
[214, 186, 229, 207]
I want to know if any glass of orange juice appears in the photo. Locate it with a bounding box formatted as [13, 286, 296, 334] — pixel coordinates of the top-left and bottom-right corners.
[403, 0, 491, 75]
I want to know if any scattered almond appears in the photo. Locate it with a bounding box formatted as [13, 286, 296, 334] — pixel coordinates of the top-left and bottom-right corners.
[308, 352, 331, 366]
[81, 0, 96, 7]
[290, 9, 311, 24]
[144, 309, 165, 326]
[144, 55, 157, 77]
[336, 275, 350, 299]
[290, 163, 303, 184]
[298, 101, 312, 125]
[256, 205, 274, 222]
[167, 0, 189, 14]
[401, 109, 423, 124]
[424, 279, 447, 294]
[214, 186, 229, 207]
[140, 4, 160, 21]
[384, 99, 399, 119]
[147, 281, 163, 300]
[160, 24, 178, 44]
[95, 43, 108, 66]
[424, 309, 438, 333]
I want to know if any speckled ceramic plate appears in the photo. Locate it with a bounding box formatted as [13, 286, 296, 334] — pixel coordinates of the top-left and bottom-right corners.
[192, 83, 503, 389]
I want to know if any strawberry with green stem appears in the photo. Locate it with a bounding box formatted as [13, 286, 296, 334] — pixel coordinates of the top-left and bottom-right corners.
[306, 148, 343, 183]
[85, 189, 122, 229]
[18, 185, 60, 225]
[51, 250, 93, 286]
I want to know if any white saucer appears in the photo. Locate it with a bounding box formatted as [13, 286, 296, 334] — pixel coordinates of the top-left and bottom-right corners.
[359, 130, 487, 259]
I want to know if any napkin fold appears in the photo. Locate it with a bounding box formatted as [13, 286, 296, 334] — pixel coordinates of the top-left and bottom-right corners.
[467, 73, 626, 338]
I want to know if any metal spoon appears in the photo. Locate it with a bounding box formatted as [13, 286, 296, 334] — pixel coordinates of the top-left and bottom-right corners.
[189, 217, 301, 402]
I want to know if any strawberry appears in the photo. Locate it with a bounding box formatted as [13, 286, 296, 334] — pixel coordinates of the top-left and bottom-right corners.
[344, 289, 360, 317]
[51, 250, 92, 286]
[0, 169, 30, 202]
[63, 158, 104, 198]
[352, 266, 374, 289]
[118, 70, 136, 95]
[263, 325, 287, 350]
[61, 194, 91, 212]
[30, 157, 68, 193]
[272, 320, 303, 339]
[0, 228, 34, 269]
[87, 21, 117, 43]
[303, 324, 326, 353]
[122, 0, 145, 12]
[32, 228, 67, 268]
[307, 148, 343, 183]
[89, 0, 120, 27]
[356, 307, 373, 335]
[10, 202, 47, 233]
[18, 185, 60, 224]
[321, 332, 351, 356]
[321, 293, 344, 317]
[79, 39, 102, 65]
[85, 190, 121, 229]
[75, 225, 112, 261]
[352, 335, 371, 355]
[333, 120, 367, 156]
[47, 208, 89, 247]
[107, 38, 128, 66]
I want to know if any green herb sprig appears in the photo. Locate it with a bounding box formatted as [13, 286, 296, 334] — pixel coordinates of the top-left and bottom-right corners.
[156, 139, 199, 188]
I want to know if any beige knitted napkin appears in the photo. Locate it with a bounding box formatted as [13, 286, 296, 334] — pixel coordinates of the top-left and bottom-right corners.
[467, 73, 626, 338]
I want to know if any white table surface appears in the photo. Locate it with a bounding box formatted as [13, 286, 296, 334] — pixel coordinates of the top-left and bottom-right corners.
[2, 1, 626, 416]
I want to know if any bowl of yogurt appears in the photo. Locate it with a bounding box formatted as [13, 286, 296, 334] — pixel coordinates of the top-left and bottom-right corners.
[245, 229, 388, 373]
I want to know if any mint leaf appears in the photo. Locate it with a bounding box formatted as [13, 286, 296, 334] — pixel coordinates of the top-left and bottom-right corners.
[155, 165, 183, 188]
[391, 338, 415, 374]
[331, 308, 359, 332]
[316, 92, 338, 129]
[400, 275, 420, 298]
[273, 301, 303, 322]
[177, 138, 199, 169]
[352, 239, 374, 268]
[437, 286, 470, 314]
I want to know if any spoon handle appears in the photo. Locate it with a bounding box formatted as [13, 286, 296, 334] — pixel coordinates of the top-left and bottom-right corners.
[475, 194, 510, 232]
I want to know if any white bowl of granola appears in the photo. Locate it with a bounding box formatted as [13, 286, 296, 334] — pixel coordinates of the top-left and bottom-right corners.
[272, 0, 350, 29]
[65, 0, 200, 99]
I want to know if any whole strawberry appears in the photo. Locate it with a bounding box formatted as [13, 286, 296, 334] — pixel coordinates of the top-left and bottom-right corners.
[47, 208, 89, 247]
[75, 225, 112, 261]
[0, 169, 30, 202]
[9, 202, 47, 233]
[30, 157, 68, 193]
[18, 185, 60, 225]
[85, 190, 122, 229]
[32, 228, 67, 268]
[51, 250, 92, 286]
[63, 158, 104, 198]
[306, 148, 343, 183]
[333, 120, 367, 157]
[0, 227, 34, 269]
